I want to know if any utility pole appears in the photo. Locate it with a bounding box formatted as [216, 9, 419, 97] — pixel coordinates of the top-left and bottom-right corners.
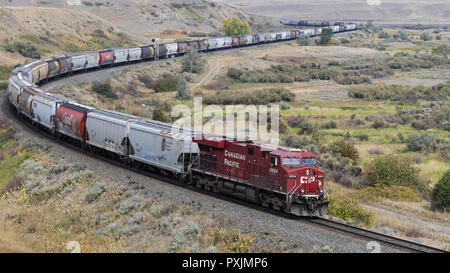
[152, 38, 160, 61]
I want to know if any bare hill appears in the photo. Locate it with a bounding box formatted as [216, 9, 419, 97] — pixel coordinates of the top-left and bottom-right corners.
[0, 0, 281, 43]
[216, 0, 450, 25]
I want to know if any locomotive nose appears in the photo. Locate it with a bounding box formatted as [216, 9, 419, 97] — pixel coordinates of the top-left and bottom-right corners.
[296, 167, 323, 194]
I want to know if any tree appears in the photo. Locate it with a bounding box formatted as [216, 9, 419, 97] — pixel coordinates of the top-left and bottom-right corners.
[176, 78, 191, 101]
[181, 48, 206, 74]
[317, 28, 333, 45]
[431, 170, 450, 210]
[221, 18, 251, 36]
[420, 32, 433, 41]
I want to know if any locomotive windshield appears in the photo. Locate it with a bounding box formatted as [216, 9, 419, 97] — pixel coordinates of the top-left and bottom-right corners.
[302, 158, 317, 165]
[282, 157, 301, 167]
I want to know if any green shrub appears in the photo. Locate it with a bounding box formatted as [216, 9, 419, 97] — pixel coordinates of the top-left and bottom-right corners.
[396, 102, 449, 131]
[203, 88, 294, 105]
[181, 48, 206, 74]
[357, 134, 369, 141]
[153, 73, 178, 92]
[378, 31, 390, 39]
[297, 35, 311, 46]
[286, 116, 315, 135]
[406, 133, 439, 152]
[5, 41, 41, 59]
[152, 107, 170, 122]
[320, 120, 337, 129]
[393, 30, 409, 40]
[92, 81, 116, 98]
[176, 78, 191, 101]
[280, 101, 291, 110]
[0, 65, 13, 81]
[364, 154, 423, 190]
[227, 67, 243, 80]
[348, 83, 449, 102]
[328, 194, 374, 227]
[188, 32, 207, 37]
[283, 134, 314, 149]
[420, 32, 433, 41]
[431, 170, 450, 210]
[329, 139, 359, 163]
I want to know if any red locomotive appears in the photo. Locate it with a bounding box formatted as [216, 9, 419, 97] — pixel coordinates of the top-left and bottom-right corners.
[192, 135, 328, 216]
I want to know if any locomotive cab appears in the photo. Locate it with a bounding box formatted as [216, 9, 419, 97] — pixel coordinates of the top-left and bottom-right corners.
[266, 149, 328, 216]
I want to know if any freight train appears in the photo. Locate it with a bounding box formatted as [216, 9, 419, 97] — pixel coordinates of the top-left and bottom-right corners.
[281, 20, 357, 31]
[5, 24, 356, 216]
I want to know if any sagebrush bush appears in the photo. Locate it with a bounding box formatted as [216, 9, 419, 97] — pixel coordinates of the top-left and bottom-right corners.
[181, 49, 206, 74]
[176, 78, 191, 101]
[297, 35, 311, 46]
[203, 88, 294, 105]
[5, 41, 41, 59]
[406, 133, 439, 152]
[138, 73, 154, 89]
[92, 81, 116, 98]
[396, 102, 450, 132]
[280, 101, 291, 110]
[287, 116, 315, 135]
[209, 228, 254, 253]
[320, 120, 337, 129]
[153, 73, 178, 93]
[152, 107, 170, 123]
[431, 170, 450, 210]
[349, 83, 449, 102]
[329, 139, 359, 163]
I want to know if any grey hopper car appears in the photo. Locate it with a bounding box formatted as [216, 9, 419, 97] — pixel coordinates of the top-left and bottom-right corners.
[86, 110, 140, 156]
[127, 119, 200, 174]
[7, 77, 33, 108]
[32, 93, 70, 130]
[57, 56, 72, 74]
[70, 53, 88, 71]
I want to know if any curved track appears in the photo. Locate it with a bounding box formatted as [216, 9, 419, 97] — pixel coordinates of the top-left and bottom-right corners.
[5, 28, 448, 253]
[309, 218, 446, 253]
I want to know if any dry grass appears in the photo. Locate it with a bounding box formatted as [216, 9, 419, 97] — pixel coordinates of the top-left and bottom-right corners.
[0, 222, 37, 252]
[0, 152, 263, 253]
[373, 213, 450, 250]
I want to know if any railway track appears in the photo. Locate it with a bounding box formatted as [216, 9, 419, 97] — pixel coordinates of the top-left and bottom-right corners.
[309, 218, 447, 253]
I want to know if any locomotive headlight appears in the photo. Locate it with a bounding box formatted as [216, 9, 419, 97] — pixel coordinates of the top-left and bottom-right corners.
[301, 189, 304, 193]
